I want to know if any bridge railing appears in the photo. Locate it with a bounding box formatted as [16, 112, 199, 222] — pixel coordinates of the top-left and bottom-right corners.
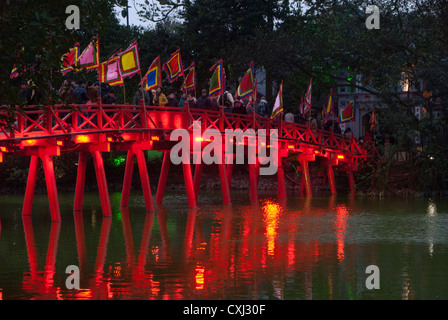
[0, 102, 366, 158]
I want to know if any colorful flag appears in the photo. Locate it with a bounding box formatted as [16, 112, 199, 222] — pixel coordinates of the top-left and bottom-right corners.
[10, 66, 19, 79]
[143, 56, 162, 91]
[182, 62, 196, 92]
[100, 56, 124, 87]
[60, 44, 80, 74]
[303, 77, 312, 116]
[271, 81, 283, 119]
[209, 59, 225, 97]
[323, 88, 334, 124]
[236, 61, 255, 100]
[76, 37, 100, 71]
[118, 41, 141, 78]
[339, 98, 356, 123]
[163, 48, 184, 82]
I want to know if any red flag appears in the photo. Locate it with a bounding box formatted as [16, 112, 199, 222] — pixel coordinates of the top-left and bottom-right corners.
[303, 77, 312, 115]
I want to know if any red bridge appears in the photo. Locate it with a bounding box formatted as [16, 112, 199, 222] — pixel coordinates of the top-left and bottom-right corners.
[0, 99, 368, 221]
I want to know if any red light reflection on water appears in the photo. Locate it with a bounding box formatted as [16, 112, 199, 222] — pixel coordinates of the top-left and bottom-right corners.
[335, 204, 349, 263]
[262, 200, 282, 256]
[6, 197, 358, 300]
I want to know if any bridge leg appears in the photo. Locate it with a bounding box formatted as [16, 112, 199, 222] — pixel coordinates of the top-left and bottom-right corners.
[277, 157, 287, 199]
[120, 150, 135, 207]
[22, 155, 39, 216]
[193, 153, 202, 202]
[91, 150, 112, 217]
[300, 160, 312, 197]
[226, 163, 233, 189]
[218, 160, 231, 205]
[155, 151, 170, 204]
[249, 163, 258, 202]
[347, 171, 356, 196]
[327, 164, 337, 195]
[135, 149, 155, 212]
[40, 153, 61, 222]
[183, 162, 197, 208]
[74, 152, 88, 211]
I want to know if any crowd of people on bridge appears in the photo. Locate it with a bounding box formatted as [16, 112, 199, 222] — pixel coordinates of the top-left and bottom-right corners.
[17, 78, 347, 135]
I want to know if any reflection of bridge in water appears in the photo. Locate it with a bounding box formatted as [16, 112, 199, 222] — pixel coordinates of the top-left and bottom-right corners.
[15, 197, 356, 300]
[0, 99, 368, 221]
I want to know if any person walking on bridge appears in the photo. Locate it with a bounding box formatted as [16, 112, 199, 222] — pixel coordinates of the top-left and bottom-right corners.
[153, 87, 168, 106]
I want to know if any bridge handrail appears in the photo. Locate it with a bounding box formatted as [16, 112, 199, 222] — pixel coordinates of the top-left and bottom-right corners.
[0, 102, 366, 157]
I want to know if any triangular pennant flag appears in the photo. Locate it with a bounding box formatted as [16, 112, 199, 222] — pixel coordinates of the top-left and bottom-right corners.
[271, 81, 283, 119]
[182, 62, 196, 92]
[323, 88, 334, 124]
[118, 41, 141, 78]
[143, 56, 162, 91]
[60, 43, 80, 74]
[76, 37, 100, 71]
[303, 77, 312, 115]
[209, 59, 224, 97]
[237, 61, 255, 100]
[339, 98, 356, 123]
[163, 48, 184, 82]
[10, 66, 20, 79]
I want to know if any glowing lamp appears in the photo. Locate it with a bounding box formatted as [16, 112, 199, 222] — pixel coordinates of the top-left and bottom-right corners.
[337, 154, 345, 160]
[151, 136, 160, 141]
[23, 139, 37, 146]
[75, 135, 91, 143]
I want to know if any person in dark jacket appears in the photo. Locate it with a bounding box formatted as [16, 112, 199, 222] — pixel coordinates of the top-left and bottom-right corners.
[73, 81, 91, 104]
[102, 88, 118, 104]
[256, 96, 269, 117]
[133, 83, 151, 105]
[166, 92, 178, 107]
[232, 99, 247, 115]
[197, 89, 212, 109]
[87, 81, 99, 103]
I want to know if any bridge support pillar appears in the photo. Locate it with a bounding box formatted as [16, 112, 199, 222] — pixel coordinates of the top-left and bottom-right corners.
[22, 155, 39, 217]
[193, 153, 202, 202]
[91, 150, 112, 217]
[22, 152, 61, 222]
[347, 171, 356, 196]
[218, 159, 231, 205]
[300, 160, 312, 197]
[226, 163, 233, 189]
[120, 148, 155, 212]
[183, 162, 197, 208]
[120, 150, 134, 208]
[249, 163, 258, 202]
[74, 152, 88, 211]
[326, 164, 337, 195]
[73, 150, 112, 217]
[135, 149, 155, 212]
[277, 157, 287, 199]
[155, 151, 170, 204]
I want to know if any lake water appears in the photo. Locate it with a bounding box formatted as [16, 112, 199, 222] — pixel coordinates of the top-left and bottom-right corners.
[1, 190, 448, 300]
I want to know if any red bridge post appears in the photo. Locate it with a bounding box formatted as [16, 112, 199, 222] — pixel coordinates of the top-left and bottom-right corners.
[155, 151, 171, 204]
[74, 152, 88, 211]
[120, 150, 135, 208]
[22, 155, 39, 216]
[91, 150, 112, 217]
